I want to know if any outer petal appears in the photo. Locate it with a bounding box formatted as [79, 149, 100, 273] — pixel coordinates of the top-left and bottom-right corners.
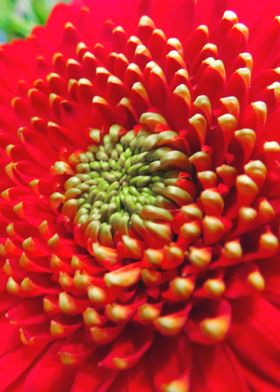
[75, 0, 280, 39]
[190, 343, 249, 392]
[0, 315, 21, 357]
[260, 258, 280, 307]
[0, 343, 47, 391]
[21, 343, 75, 392]
[71, 360, 117, 392]
[229, 296, 280, 388]
[106, 361, 155, 392]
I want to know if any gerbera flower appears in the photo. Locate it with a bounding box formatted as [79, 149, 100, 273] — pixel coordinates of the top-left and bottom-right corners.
[1, 0, 280, 390]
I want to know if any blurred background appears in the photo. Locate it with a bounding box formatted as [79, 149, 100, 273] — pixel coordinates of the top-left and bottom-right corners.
[0, 0, 70, 41]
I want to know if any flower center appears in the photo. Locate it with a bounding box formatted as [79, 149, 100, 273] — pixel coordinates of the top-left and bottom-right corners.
[59, 118, 193, 246]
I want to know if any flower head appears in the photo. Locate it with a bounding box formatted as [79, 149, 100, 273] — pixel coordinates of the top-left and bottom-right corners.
[1, 0, 280, 390]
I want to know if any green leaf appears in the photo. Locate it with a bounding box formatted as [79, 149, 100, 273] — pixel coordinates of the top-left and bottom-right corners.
[31, 0, 50, 25]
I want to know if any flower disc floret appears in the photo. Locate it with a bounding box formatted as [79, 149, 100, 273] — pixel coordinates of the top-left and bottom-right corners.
[55, 121, 192, 246]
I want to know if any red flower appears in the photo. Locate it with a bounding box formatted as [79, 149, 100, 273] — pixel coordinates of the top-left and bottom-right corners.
[1, 0, 280, 390]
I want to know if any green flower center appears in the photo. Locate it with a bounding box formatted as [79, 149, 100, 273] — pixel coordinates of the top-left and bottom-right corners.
[60, 122, 192, 245]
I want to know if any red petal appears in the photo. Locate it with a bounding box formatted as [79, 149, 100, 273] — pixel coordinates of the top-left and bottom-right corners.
[230, 296, 280, 387]
[190, 343, 249, 392]
[71, 358, 117, 392]
[0, 343, 47, 390]
[21, 343, 75, 392]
